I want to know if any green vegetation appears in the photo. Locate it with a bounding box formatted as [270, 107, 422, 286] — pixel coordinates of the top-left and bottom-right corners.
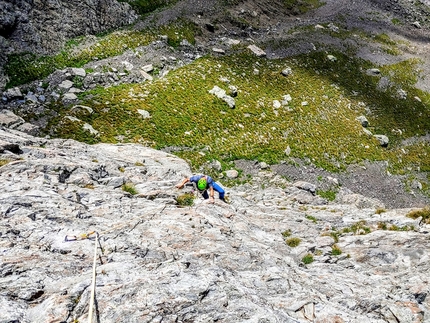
[406, 206, 430, 224]
[122, 0, 178, 15]
[330, 231, 339, 243]
[388, 224, 414, 231]
[380, 58, 422, 88]
[122, 183, 138, 195]
[343, 220, 371, 235]
[44, 50, 430, 178]
[375, 207, 386, 214]
[377, 221, 387, 230]
[281, 229, 292, 238]
[324, 220, 372, 242]
[158, 19, 200, 47]
[283, 0, 324, 14]
[373, 33, 396, 46]
[176, 193, 195, 206]
[4, 18, 430, 194]
[305, 215, 318, 223]
[285, 237, 301, 247]
[331, 244, 342, 256]
[5, 19, 199, 88]
[316, 189, 337, 201]
[302, 253, 314, 264]
[391, 18, 401, 25]
[377, 221, 414, 231]
[5, 31, 157, 88]
[309, 24, 403, 56]
[0, 159, 11, 167]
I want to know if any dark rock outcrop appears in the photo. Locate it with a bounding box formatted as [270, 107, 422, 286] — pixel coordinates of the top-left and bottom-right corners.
[0, 0, 137, 54]
[0, 0, 137, 89]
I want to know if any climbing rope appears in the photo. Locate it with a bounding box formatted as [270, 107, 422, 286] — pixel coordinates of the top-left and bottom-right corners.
[63, 206, 167, 321]
[88, 231, 99, 323]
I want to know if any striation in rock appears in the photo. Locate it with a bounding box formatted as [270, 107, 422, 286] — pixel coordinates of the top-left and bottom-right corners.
[0, 127, 429, 322]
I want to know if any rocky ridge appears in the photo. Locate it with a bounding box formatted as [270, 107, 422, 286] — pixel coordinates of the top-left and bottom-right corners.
[1, 127, 429, 323]
[0, 0, 138, 89]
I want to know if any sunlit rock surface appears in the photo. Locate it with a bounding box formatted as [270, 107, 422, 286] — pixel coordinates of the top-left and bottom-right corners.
[0, 128, 429, 323]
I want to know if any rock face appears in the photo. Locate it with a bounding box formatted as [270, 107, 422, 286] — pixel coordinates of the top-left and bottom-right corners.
[0, 0, 137, 54]
[0, 0, 137, 88]
[1, 127, 429, 322]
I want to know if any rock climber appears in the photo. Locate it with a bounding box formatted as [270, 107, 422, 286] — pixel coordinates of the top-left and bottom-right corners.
[176, 174, 226, 203]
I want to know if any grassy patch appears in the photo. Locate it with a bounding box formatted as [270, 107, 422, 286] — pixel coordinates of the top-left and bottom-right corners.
[122, 183, 138, 195]
[344, 220, 371, 235]
[283, 0, 324, 14]
[309, 25, 402, 56]
[406, 206, 430, 224]
[13, 27, 425, 181]
[47, 50, 430, 176]
[391, 18, 402, 25]
[326, 220, 372, 241]
[5, 19, 199, 88]
[305, 215, 318, 223]
[377, 221, 388, 230]
[0, 159, 11, 167]
[378, 221, 414, 231]
[5, 30, 157, 88]
[316, 189, 337, 201]
[281, 229, 292, 238]
[158, 19, 200, 47]
[330, 231, 339, 243]
[176, 193, 195, 206]
[373, 33, 396, 46]
[375, 207, 386, 214]
[302, 253, 314, 264]
[331, 244, 342, 256]
[388, 224, 414, 231]
[285, 237, 301, 247]
[48, 51, 416, 171]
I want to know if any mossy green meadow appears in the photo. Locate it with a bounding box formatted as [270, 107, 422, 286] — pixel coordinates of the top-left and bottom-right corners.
[48, 51, 430, 177]
[5, 18, 430, 193]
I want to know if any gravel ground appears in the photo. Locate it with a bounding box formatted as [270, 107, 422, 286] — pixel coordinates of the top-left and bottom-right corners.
[152, 0, 430, 91]
[235, 158, 430, 209]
